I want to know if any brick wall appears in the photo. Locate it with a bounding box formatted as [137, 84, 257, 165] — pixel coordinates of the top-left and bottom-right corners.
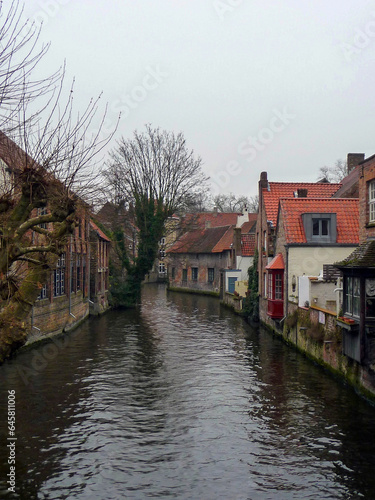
[359, 156, 375, 243]
[29, 292, 89, 343]
[168, 253, 223, 293]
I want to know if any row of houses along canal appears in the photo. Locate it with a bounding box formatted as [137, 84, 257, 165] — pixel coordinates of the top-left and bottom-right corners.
[1, 284, 375, 499]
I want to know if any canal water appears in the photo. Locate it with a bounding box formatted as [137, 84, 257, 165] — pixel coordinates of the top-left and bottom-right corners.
[1, 285, 375, 499]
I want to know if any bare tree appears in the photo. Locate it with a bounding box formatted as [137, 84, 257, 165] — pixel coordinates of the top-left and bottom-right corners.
[0, 1, 59, 131]
[212, 192, 258, 212]
[318, 159, 347, 183]
[0, 1, 116, 362]
[104, 124, 208, 306]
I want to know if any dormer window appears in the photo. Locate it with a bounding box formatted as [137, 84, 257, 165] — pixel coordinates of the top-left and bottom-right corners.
[302, 213, 337, 243]
[312, 218, 329, 237]
[369, 180, 375, 223]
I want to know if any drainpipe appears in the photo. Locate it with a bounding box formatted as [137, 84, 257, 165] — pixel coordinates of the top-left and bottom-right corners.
[31, 306, 41, 334]
[285, 246, 289, 326]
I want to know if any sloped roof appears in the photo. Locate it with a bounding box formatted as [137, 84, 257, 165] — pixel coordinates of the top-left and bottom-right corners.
[239, 214, 258, 233]
[90, 220, 111, 242]
[266, 253, 285, 270]
[332, 165, 360, 199]
[335, 240, 375, 268]
[263, 182, 342, 227]
[241, 233, 255, 257]
[279, 198, 359, 244]
[168, 225, 231, 254]
[169, 210, 257, 255]
[183, 212, 239, 229]
[212, 226, 234, 253]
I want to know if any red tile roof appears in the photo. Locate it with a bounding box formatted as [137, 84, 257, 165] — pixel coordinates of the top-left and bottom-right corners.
[169, 211, 257, 255]
[212, 226, 234, 253]
[263, 182, 342, 227]
[240, 214, 258, 234]
[168, 225, 231, 254]
[279, 198, 359, 244]
[184, 212, 240, 230]
[241, 233, 255, 256]
[266, 253, 285, 270]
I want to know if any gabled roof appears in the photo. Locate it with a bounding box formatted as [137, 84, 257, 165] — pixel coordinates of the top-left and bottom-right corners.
[263, 182, 342, 227]
[167, 225, 231, 254]
[279, 198, 359, 244]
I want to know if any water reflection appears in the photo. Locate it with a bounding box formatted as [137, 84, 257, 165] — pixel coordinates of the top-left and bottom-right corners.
[0, 284, 374, 499]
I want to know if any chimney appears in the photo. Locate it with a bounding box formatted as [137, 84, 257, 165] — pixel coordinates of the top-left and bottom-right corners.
[259, 171, 268, 190]
[296, 188, 308, 198]
[347, 153, 365, 174]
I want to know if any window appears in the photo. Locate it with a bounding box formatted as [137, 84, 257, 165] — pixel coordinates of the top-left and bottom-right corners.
[369, 181, 375, 223]
[191, 267, 198, 281]
[207, 268, 214, 283]
[82, 255, 86, 296]
[171, 267, 175, 279]
[76, 254, 81, 291]
[275, 274, 283, 300]
[160, 237, 166, 245]
[38, 283, 47, 300]
[312, 218, 329, 237]
[71, 253, 76, 293]
[54, 253, 66, 297]
[302, 213, 337, 243]
[37, 206, 48, 229]
[345, 276, 360, 317]
[182, 269, 187, 282]
[366, 278, 375, 318]
[159, 261, 166, 274]
[267, 272, 283, 300]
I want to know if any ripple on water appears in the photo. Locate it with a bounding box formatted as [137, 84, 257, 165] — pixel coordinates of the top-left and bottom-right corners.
[1, 286, 375, 499]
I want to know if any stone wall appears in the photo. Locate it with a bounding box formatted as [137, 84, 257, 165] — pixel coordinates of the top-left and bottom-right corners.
[28, 292, 89, 344]
[261, 302, 375, 401]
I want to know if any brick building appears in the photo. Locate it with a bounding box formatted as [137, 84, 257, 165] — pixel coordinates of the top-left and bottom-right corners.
[0, 131, 111, 344]
[167, 210, 257, 295]
[336, 153, 375, 364]
[256, 171, 343, 323]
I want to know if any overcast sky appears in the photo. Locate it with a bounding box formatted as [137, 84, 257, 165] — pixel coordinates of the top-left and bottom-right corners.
[21, 0, 375, 198]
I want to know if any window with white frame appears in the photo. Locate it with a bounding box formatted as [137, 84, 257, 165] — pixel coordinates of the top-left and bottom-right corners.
[54, 253, 66, 297]
[37, 206, 48, 229]
[345, 276, 360, 317]
[369, 181, 375, 223]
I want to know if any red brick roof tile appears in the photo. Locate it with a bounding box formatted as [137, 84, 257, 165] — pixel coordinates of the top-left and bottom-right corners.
[168, 225, 231, 254]
[279, 198, 359, 244]
[241, 233, 255, 256]
[266, 253, 285, 270]
[263, 182, 342, 227]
